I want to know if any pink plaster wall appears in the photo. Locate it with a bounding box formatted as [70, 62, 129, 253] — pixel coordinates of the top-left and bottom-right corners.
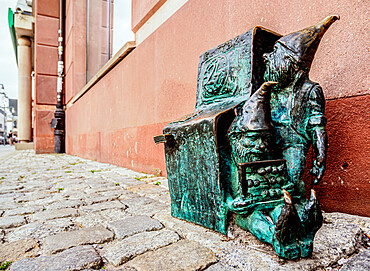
[65, 0, 87, 103]
[34, 109, 55, 153]
[34, 0, 59, 153]
[36, 0, 59, 18]
[319, 95, 370, 216]
[65, 0, 369, 216]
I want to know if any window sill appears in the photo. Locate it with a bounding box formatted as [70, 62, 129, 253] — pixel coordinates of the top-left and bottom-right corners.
[66, 41, 136, 108]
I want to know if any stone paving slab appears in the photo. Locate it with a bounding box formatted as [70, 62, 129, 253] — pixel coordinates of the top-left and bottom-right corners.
[42, 226, 114, 254]
[104, 229, 180, 266]
[205, 262, 239, 271]
[79, 200, 126, 212]
[74, 209, 132, 228]
[46, 199, 83, 210]
[0, 185, 24, 194]
[0, 238, 39, 263]
[0, 200, 20, 211]
[114, 178, 146, 189]
[7, 218, 79, 242]
[27, 197, 57, 207]
[108, 215, 164, 239]
[0, 216, 26, 229]
[9, 245, 102, 271]
[4, 205, 43, 216]
[84, 194, 120, 205]
[0, 150, 368, 271]
[30, 208, 78, 222]
[126, 183, 169, 199]
[122, 196, 169, 216]
[125, 239, 217, 271]
[340, 248, 370, 271]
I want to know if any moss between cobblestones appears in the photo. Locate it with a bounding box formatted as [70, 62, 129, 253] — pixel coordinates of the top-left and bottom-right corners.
[0, 261, 11, 270]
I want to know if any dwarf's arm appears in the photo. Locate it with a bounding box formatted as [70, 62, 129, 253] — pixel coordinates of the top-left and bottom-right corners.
[311, 126, 327, 183]
[307, 85, 328, 184]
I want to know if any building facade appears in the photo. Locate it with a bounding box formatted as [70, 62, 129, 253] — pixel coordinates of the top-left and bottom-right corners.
[20, 0, 370, 216]
[9, 0, 34, 145]
[8, 99, 18, 138]
[0, 85, 18, 143]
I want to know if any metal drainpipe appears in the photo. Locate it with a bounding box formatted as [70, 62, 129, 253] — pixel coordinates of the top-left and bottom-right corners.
[51, 0, 65, 153]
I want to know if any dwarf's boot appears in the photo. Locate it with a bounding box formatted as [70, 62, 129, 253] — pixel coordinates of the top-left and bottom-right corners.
[273, 190, 301, 259]
[236, 210, 275, 245]
[297, 189, 323, 257]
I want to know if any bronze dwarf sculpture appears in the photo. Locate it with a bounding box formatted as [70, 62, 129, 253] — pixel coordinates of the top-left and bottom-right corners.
[155, 15, 339, 259]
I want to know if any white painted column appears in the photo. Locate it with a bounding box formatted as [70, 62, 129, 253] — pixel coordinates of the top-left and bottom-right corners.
[17, 37, 32, 142]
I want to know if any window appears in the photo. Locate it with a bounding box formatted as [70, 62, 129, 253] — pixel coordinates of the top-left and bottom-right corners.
[86, 0, 134, 82]
[112, 0, 134, 55]
[86, 0, 113, 82]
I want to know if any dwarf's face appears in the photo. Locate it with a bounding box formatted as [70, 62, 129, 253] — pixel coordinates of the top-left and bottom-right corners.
[263, 43, 299, 88]
[229, 131, 271, 163]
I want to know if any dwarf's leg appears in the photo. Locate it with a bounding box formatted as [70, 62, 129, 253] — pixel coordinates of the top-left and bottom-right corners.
[296, 189, 323, 257]
[269, 204, 283, 224]
[235, 211, 275, 245]
[271, 190, 301, 259]
[282, 146, 308, 199]
[236, 195, 301, 260]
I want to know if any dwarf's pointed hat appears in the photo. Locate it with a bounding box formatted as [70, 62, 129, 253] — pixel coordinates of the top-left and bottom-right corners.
[228, 82, 276, 134]
[277, 15, 339, 68]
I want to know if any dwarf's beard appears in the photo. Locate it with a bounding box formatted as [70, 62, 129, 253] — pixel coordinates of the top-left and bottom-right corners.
[228, 133, 270, 164]
[264, 61, 282, 82]
[264, 59, 290, 85]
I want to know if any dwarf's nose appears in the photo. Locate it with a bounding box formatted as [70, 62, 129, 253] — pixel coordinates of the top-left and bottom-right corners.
[255, 139, 266, 150]
[263, 53, 269, 63]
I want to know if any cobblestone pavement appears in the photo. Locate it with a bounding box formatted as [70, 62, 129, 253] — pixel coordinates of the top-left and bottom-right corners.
[0, 150, 369, 271]
[0, 145, 15, 160]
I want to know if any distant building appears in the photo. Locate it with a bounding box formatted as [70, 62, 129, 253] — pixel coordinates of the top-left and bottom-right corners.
[9, 99, 18, 116]
[0, 108, 6, 142]
[0, 87, 8, 142]
[8, 0, 33, 144]
[0, 88, 17, 143]
[7, 99, 18, 136]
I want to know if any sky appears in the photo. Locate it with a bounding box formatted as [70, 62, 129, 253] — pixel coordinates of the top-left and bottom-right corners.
[0, 0, 18, 99]
[0, 0, 133, 100]
[113, 0, 134, 55]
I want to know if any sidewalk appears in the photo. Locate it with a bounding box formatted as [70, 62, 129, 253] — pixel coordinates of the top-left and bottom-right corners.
[0, 145, 15, 160]
[0, 150, 369, 271]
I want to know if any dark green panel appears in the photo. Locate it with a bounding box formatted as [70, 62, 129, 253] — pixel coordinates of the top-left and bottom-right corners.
[164, 117, 228, 234]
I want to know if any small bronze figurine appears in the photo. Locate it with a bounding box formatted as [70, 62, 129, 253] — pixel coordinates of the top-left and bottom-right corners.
[155, 15, 339, 259]
[265, 15, 339, 195]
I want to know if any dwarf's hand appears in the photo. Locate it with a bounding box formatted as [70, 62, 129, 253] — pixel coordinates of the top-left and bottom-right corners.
[310, 160, 325, 184]
[227, 196, 252, 215]
[259, 81, 278, 93]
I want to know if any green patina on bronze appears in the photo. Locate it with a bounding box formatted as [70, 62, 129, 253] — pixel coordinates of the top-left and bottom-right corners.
[162, 27, 281, 234]
[155, 15, 339, 259]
